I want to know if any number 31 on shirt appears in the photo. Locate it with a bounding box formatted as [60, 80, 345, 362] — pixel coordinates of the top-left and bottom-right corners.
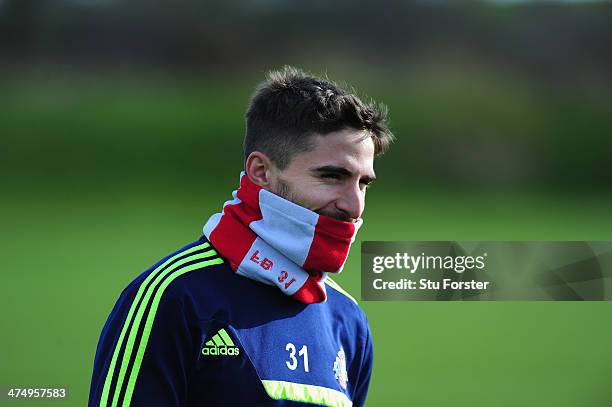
[285, 343, 309, 372]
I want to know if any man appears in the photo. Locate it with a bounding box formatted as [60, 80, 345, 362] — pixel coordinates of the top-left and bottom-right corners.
[89, 66, 393, 406]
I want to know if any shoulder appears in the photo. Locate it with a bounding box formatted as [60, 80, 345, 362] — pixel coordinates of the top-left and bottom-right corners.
[324, 277, 370, 330]
[119, 237, 233, 316]
[324, 277, 359, 305]
[127, 237, 226, 288]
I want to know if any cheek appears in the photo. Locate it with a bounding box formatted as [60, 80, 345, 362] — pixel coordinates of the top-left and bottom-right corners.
[299, 184, 339, 209]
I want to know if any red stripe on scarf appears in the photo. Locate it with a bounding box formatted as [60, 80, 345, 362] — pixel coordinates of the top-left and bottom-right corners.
[303, 215, 355, 272]
[209, 215, 256, 271]
[209, 177, 263, 271]
[291, 277, 326, 303]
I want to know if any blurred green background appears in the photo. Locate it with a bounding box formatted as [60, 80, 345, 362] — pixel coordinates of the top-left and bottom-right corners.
[2, 0, 612, 406]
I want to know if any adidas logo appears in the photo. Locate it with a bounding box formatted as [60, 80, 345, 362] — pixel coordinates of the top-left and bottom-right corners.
[201, 328, 240, 356]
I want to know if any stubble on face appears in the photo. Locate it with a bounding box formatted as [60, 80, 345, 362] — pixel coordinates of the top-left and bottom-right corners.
[274, 179, 295, 203]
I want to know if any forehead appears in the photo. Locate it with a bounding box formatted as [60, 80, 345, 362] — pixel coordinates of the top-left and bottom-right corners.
[288, 128, 375, 173]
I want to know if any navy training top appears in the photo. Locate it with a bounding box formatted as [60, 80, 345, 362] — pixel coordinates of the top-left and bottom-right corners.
[89, 236, 373, 407]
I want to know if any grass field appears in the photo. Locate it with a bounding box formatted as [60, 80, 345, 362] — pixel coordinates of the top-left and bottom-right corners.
[2, 179, 611, 406]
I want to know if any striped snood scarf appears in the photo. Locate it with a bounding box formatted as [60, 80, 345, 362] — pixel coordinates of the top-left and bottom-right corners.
[203, 172, 362, 303]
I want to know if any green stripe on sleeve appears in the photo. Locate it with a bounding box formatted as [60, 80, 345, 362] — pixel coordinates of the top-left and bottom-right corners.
[122, 256, 224, 406]
[99, 242, 210, 406]
[261, 380, 353, 407]
[111, 249, 219, 407]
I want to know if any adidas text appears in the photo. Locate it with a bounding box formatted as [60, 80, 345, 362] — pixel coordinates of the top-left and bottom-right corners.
[202, 346, 240, 356]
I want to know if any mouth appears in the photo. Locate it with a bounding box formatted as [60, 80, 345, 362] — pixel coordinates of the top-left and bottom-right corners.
[316, 209, 353, 222]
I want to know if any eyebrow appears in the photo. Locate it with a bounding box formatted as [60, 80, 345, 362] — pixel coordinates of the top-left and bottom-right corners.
[310, 165, 376, 184]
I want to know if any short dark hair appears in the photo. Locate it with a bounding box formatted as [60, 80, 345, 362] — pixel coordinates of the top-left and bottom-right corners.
[244, 66, 394, 169]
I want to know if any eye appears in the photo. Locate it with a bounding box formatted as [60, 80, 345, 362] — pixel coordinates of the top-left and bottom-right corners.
[321, 173, 341, 180]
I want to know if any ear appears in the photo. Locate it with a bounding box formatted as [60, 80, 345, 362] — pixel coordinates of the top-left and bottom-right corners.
[245, 151, 274, 188]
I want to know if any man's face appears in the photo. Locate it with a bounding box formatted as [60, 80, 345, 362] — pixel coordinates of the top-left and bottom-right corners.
[268, 128, 376, 222]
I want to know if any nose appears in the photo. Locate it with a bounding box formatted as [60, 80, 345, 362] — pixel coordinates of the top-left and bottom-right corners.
[335, 182, 365, 221]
